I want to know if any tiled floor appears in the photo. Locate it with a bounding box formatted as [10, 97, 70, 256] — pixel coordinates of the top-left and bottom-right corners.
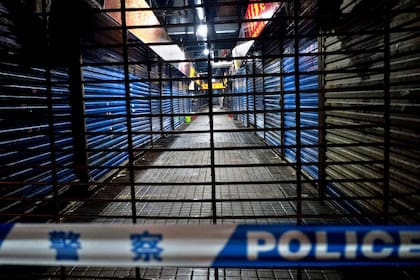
[52, 107, 342, 279]
[4, 107, 343, 279]
[87, 107, 338, 225]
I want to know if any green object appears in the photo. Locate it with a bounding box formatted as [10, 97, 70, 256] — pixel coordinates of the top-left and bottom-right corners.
[185, 116, 192, 123]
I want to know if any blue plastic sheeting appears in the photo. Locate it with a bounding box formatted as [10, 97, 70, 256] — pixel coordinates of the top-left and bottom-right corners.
[0, 64, 75, 212]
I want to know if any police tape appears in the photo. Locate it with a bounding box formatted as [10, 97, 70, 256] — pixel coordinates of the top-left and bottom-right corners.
[0, 224, 419, 267]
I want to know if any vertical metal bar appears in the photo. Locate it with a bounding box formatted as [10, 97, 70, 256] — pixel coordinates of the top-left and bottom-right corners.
[120, 1, 139, 278]
[147, 63, 154, 147]
[293, 0, 302, 227]
[236, 79, 239, 121]
[262, 47, 267, 141]
[120, 0, 136, 223]
[280, 46, 286, 158]
[42, 0, 59, 224]
[317, 33, 326, 198]
[246, 65, 250, 127]
[205, 3, 217, 226]
[252, 56, 257, 129]
[69, 34, 89, 193]
[177, 81, 181, 125]
[43, 1, 65, 279]
[182, 81, 186, 123]
[383, 0, 391, 224]
[233, 80, 238, 120]
[293, 1, 303, 275]
[237, 79, 240, 121]
[169, 69, 175, 130]
[204, 3, 218, 279]
[159, 62, 164, 132]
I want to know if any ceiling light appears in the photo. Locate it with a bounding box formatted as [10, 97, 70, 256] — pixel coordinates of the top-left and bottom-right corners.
[196, 25, 208, 38]
[168, 31, 194, 35]
[215, 29, 237, 34]
[197, 8, 205, 20]
[212, 60, 234, 68]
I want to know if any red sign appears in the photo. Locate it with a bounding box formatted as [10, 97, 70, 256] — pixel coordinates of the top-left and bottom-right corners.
[243, 1, 281, 38]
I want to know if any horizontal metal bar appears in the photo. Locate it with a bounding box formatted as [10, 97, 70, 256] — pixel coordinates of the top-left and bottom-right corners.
[3, 210, 418, 221]
[0, 195, 391, 203]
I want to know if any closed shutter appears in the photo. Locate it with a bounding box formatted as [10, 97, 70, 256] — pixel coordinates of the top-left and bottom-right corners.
[254, 59, 265, 138]
[0, 2, 74, 216]
[282, 1, 319, 178]
[264, 58, 282, 149]
[282, 47, 297, 162]
[162, 77, 172, 131]
[0, 63, 74, 215]
[247, 68, 254, 127]
[84, 66, 145, 180]
[323, 0, 420, 222]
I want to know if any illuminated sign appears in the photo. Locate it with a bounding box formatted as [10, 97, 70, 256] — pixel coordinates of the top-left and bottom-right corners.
[201, 82, 226, 90]
[243, 2, 280, 38]
[232, 1, 281, 70]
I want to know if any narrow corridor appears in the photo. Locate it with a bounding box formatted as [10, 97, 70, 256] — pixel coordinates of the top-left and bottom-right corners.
[54, 107, 343, 279]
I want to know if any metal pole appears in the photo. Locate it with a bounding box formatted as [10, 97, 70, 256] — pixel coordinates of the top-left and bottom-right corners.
[293, 2, 302, 278]
[246, 65, 250, 127]
[262, 47, 267, 141]
[43, 0, 65, 278]
[147, 63, 154, 147]
[317, 34, 326, 198]
[69, 38, 89, 193]
[280, 43, 286, 158]
[204, 2, 218, 279]
[120, 1, 140, 278]
[383, 0, 391, 224]
[252, 56, 257, 129]
[159, 62, 164, 132]
[169, 69, 175, 130]
[293, 0, 302, 226]
[205, 1, 217, 226]
[42, 0, 59, 224]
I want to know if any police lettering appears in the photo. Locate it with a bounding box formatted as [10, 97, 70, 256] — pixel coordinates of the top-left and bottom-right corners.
[246, 230, 420, 261]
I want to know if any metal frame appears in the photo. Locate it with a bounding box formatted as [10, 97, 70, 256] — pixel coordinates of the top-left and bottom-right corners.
[0, 0, 419, 279]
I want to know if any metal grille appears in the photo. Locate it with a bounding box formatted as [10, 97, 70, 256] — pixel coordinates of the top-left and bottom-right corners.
[0, 0, 419, 279]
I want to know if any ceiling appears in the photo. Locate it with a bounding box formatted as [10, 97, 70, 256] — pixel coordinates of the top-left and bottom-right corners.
[150, 0, 248, 76]
[8, 0, 248, 78]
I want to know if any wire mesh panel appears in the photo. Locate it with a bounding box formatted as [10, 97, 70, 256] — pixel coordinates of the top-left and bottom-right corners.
[0, 0, 419, 279]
